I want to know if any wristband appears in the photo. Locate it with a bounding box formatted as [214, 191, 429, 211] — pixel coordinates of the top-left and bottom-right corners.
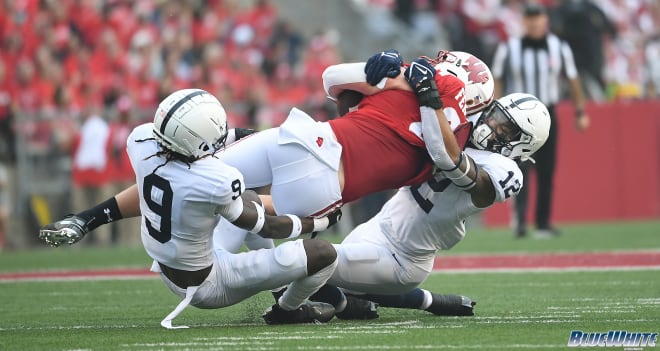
[313, 217, 330, 232]
[575, 108, 584, 117]
[249, 201, 265, 233]
[286, 215, 303, 239]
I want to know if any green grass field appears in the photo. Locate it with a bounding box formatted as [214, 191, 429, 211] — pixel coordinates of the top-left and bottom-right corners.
[1, 220, 659, 351]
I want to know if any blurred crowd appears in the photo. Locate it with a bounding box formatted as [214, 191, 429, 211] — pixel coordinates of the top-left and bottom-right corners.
[375, 0, 660, 100]
[0, 0, 342, 161]
[0, 0, 344, 248]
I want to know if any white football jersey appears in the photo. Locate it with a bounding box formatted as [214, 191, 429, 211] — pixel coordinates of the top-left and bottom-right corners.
[379, 148, 523, 261]
[127, 123, 245, 271]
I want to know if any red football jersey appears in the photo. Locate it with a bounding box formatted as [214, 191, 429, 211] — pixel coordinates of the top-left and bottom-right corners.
[329, 75, 466, 203]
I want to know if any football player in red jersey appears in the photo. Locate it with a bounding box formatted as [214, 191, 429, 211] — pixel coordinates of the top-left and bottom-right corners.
[38, 50, 497, 324]
[214, 50, 493, 219]
[38, 50, 492, 234]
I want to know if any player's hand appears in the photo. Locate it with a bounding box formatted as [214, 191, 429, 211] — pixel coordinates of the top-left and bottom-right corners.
[38, 215, 89, 247]
[365, 49, 403, 86]
[326, 208, 342, 229]
[404, 58, 443, 110]
[311, 209, 342, 238]
[575, 113, 589, 132]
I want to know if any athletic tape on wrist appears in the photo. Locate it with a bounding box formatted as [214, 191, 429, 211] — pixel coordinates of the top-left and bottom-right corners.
[249, 201, 266, 233]
[286, 215, 303, 239]
[313, 217, 330, 232]
[443, 152, 477, 189]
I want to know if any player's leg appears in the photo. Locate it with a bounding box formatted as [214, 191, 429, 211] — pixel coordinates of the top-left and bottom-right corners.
[217, 129, 276, 188]
[267, 141, 342, 216]
[307, 217, 423, 319]
[534, 108, 558, 237]
[513, 161, 531, 237]
[212, 239, 337, 324]
[362, 289, 476, 316]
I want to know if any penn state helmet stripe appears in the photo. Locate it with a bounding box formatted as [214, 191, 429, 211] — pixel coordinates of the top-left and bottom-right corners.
[508, 96, 537, 109]
[159, 90, 208, 134]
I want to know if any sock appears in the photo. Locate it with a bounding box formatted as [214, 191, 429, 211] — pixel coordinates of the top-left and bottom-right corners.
[76, 197, 122, 232]
[278, 259, 338, 311]
[363, 288, 426, 310]
[310, 284, 347, 312]
[419, 289, 433, 310]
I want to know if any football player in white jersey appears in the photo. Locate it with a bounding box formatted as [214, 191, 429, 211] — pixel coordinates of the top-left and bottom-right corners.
[310, 58, 551, 318]
[39, 89, 342, 328]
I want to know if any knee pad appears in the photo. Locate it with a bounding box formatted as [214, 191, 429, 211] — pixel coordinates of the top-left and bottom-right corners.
[273, 240, 307, 269]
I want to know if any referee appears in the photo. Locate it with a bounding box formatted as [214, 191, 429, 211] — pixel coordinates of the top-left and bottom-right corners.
[491, 2, 590, 238]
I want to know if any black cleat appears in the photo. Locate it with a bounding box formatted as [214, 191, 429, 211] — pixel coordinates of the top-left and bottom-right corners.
[335, 295, 379, 320]
[262, 301, 335, 325]
[425, 294, 476, 316]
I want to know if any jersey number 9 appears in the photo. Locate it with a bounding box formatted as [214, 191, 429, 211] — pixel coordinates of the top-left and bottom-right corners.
[143, 173, 174, 243]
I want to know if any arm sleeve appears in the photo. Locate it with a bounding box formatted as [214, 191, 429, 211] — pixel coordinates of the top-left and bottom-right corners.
[420, 106, 456, 170]
[212, 166, 246, 222]
[323, 62, 382, 100]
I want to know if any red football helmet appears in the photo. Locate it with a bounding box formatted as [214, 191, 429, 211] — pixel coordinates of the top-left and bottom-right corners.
[425, 51, 494, 116]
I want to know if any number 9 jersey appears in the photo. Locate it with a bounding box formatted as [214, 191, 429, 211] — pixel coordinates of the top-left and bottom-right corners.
[127, 123, 245, 272]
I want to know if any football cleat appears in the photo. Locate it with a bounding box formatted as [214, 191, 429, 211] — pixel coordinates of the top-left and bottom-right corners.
[335, 295, 379, 320]
[425, 294, 476, 316]
[38, 215, 90, 247]
[262, 301, 335, 325]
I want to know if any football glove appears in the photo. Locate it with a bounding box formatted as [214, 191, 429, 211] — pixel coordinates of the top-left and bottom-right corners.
[38, 215, 89, 247]
[311, 208, 342, 238]
[405, 58, 443, 110]
[365, 49, 403, 86]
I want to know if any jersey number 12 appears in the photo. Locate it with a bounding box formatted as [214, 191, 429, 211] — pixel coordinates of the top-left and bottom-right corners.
[410, 177, 452, 213]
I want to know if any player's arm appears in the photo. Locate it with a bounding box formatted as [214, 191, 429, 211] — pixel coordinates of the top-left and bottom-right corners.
[407, 59, 497, 208]
[220, 190, 340, 240]
[322, 49, 412, 100]
[38, 184, 142, 247]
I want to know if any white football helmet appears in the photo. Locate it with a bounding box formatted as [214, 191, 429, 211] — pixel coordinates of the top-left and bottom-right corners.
[152, 89, 228, 159]
[471, 93, 550, 163]
[431, 51, 494, 115]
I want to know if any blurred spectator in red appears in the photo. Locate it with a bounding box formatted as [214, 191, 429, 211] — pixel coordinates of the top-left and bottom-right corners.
[456, 0, 507, 65]
[70, 107, 112, 246]
[107, 95, 140, 246]
[12, 58, 52, 115]
[0, 0, 349, 132]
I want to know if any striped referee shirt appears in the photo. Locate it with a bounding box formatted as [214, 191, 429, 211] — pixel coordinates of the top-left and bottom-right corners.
[491, 33, 578, 106]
